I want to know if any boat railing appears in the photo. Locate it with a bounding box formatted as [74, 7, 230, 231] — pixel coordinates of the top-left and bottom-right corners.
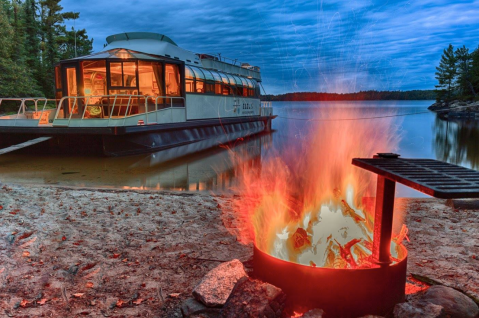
[0, 97, 57, 126]
[55, 94, 186, 127]
[260, 101, 273, 116]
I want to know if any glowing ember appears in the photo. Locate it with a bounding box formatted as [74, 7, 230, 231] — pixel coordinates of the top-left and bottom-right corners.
[228, 107, 408, 269]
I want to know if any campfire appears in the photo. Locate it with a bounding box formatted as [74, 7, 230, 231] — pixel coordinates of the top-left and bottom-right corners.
[227, 108, 410, 316]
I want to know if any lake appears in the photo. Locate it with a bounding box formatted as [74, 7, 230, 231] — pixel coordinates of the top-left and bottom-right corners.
[0, 100, 477, 197]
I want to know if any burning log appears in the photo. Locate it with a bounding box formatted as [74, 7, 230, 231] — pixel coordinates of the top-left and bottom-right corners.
[334, 239, 361, 269]
[341, 200, 365, 223]
[287, 227, 311, 252]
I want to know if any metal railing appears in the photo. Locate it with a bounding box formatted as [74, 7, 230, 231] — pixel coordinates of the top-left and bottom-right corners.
[55, 94, 186, 126]
[0, 98, 57, 126]
[260, 101, 273, 116]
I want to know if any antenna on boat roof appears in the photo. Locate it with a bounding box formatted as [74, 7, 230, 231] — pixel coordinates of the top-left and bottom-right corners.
[124, 32, 129, 40]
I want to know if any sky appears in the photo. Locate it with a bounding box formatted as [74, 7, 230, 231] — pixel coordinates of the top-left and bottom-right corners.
[62, 0, 479, 95]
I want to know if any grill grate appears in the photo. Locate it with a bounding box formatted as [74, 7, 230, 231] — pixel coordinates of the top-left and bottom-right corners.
[352, 157, 479, 199]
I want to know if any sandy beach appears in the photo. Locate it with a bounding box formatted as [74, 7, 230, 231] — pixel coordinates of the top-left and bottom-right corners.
[0, 183, 477, 317]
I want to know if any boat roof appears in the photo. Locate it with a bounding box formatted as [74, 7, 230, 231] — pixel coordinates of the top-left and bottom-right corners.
[106, 32, 178, 46]
[61, 48, 181, 63]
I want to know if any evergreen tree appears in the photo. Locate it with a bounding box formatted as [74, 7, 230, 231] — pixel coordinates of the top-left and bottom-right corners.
[0, 2, 42, 98]
[455, 45, 476, 99]
[24, 0, 42, 84]
[58, 26, 93, 60]
[435, 44, 457, 103]
[470, 46, 479, 100]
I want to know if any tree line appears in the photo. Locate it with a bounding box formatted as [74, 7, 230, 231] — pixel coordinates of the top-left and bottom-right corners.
[0, 0, 93, 98]
[435, 44, 479, 103]
[261, 90, 436, 101]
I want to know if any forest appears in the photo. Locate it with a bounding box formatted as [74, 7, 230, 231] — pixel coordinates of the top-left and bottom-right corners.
[435, 44, 479, 102]
[261, 90, 436, 101]
[0, 0, 93, 98]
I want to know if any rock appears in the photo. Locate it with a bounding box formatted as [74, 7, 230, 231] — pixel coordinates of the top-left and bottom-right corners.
[422, 285, 479, 318]
[181, 298, 220, 318]
[193, 259, 247, 307]
[301, 308, 324, 317]
[394, 301, 445, 318]
[220, 277, 286, 318]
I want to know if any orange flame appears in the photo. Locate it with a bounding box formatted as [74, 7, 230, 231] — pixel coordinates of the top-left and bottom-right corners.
[227, 107, 408, 268]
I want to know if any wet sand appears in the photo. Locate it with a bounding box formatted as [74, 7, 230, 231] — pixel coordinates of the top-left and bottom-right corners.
[0, 183, 477, 317]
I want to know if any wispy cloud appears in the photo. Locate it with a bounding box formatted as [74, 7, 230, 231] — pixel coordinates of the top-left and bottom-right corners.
[62, 0, 479, 94]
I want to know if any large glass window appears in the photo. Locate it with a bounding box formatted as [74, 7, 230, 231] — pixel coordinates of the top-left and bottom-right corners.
[185, 66, 195, 93]
[190, 66, 205, 93]
[165, 64, 181, 96]
[82, 60, 107, 103]
[108, 61, 138, 94]
[138, 61, 164, 97]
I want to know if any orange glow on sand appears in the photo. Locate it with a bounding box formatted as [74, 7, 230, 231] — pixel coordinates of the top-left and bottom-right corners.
[226, 107, 408, 268]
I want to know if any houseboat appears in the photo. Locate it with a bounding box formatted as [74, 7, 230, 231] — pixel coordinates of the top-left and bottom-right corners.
[0, 32, 274, 156]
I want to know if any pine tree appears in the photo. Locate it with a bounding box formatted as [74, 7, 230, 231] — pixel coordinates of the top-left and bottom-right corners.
[435, 44, 457, 103]
[470, 46, 479, 101]
[58, 26, 93, 60]
[455, 45, 476, 99]
[24, 0, 42, 85]
[0, 1, 42, 98]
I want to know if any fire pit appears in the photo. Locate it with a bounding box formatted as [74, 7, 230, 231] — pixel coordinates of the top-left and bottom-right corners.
[253, 153, 479, 317]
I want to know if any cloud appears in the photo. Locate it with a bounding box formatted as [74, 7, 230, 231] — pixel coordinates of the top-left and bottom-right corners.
[62, 0, 479, 94]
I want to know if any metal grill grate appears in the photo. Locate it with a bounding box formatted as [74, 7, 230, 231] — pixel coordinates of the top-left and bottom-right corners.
[352, 157, 479, 199]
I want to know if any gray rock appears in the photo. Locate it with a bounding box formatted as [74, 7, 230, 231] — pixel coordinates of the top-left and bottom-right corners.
[394, 301, 445, 318]
[422, 285, 479, 318]
[181, 298, 220, 318]
[301, 308, 324, 317]
[193, 259, 247, 307]
[220, 277, 286, 318]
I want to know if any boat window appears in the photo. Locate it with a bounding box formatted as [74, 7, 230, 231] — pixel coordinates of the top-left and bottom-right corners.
[185, 66, 195, 93]
[185, 66, 195, 79]
[109, 61, 137, 88]
[219, 72, 229, 84]
[139, 61, 164, 98]
[196, 80, 204, 93]
[210, 70, 222, 82]
[190, 66, 205, 80]
[240, 77, 248, 87]
[82, 60, 107, 103]
[225, 74, 235, 85]
[165, 64, 181, 96]
[202, 69, 215, 82]
[232, 75, 243, 86]
[205, 82, 215, 94]
[55, 66, 62, 89]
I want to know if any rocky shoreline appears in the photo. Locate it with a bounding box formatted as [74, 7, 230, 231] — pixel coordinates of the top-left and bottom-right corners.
[428, 100, 479, 120]
[0, 183, 478, 317]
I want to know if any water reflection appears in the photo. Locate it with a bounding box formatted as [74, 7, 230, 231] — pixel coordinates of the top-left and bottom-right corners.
[0, 132, 273, 191]
[433, 117, 479, 169]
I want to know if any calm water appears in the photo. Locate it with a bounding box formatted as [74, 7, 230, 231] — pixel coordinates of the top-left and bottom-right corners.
[0, 100, 478, 197]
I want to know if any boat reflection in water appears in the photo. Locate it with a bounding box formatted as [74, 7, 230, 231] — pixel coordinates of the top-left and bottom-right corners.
[0, 132, 273, 191]
[433, 116, 479, 169]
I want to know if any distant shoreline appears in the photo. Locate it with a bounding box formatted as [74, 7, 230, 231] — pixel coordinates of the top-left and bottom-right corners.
[260, 90, 436, 101]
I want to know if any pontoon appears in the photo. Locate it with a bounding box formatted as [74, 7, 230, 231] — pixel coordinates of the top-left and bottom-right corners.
[0, 32, 274, 156]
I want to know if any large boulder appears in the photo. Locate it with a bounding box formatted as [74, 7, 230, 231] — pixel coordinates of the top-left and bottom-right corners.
[193, 259, 247, 307]
[220, 277, 286, 318]
[422, 286, 479, 318]
[394, 301, 445, 318]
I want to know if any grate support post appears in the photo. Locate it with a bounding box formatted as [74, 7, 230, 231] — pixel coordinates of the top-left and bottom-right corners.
[372, 175, 396, 265]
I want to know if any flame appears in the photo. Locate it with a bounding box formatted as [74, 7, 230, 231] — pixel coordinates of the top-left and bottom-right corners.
[227, 107, 408, 268]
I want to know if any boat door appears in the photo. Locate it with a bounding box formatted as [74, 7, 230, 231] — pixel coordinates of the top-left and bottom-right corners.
[61, 63, 80, 118]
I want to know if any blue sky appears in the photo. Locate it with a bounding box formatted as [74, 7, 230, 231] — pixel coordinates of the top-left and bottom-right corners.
[62, 0, 479, 94]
